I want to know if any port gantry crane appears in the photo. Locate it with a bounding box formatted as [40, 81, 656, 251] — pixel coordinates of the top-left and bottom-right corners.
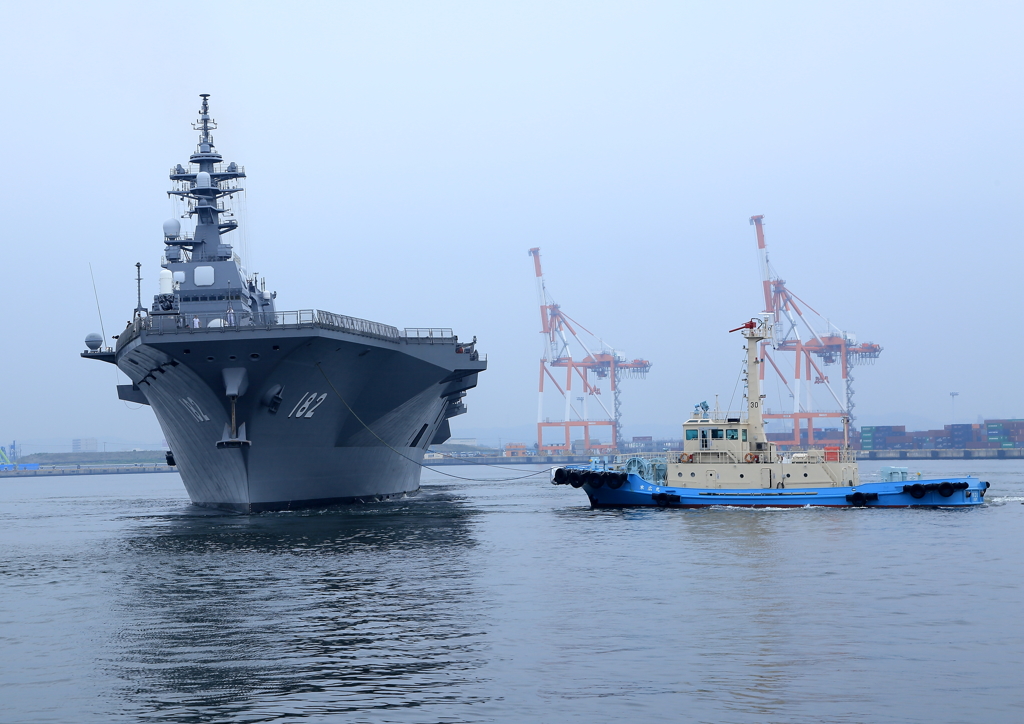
[528, 248, 651, 454]
[750, 215, 882, 446]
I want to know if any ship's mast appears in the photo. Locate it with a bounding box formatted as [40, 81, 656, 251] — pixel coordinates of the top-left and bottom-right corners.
[166, 94, 246, 262]
[730, 314, 773, 445]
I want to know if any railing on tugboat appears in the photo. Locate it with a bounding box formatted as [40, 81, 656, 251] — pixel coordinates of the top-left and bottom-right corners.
[614, 446, 856, 466]
[683, 411, 749, 424]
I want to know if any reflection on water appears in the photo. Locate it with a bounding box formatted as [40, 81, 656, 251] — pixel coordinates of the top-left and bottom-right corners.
[105, 489, 490, 721]
[1, 463, 1021, 723]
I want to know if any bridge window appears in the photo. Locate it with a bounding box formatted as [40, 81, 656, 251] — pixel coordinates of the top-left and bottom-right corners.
[685, 430, 698, 441]
[726, 429, 739, 440]
[711, 429, 724, 439]
[742, 430, 748, 442]
[194, 266, 215, 286]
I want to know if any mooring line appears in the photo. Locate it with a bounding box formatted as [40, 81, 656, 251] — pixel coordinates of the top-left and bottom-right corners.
[315, 363, 554, 482]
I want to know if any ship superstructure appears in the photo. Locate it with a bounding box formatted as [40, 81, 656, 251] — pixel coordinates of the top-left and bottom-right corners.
[83, 95, 486, 512]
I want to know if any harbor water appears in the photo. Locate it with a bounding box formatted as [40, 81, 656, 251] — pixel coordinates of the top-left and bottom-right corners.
[1, 461, 1021, 723]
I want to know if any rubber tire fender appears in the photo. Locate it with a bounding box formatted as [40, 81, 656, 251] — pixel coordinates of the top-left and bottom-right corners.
[588, 471, 604, 489]
[938, 481, 955, 498]
[569, 470, 585, 488]
[607, 472, 625, 489]
[553, 468, 568, 485]
[908, 483, 926, 499]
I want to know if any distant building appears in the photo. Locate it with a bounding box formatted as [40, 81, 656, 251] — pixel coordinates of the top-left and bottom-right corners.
[624, 436, 656, 452]
[503, 443, 532, 457]
[72, 438, 98, 453]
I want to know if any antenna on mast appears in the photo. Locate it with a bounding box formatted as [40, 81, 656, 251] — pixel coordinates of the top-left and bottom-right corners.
[135, 262, 143, 316]
[88, 263, 108, 344]
[193, 93, 217, 146]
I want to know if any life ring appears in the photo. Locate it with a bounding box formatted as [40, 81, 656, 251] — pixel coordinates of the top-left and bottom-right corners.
[680, 453, 693, 463]
[744, 453, 757, 463]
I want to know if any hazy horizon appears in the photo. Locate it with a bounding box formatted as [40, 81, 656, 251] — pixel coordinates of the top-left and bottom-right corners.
[1, 2, 1021, 452]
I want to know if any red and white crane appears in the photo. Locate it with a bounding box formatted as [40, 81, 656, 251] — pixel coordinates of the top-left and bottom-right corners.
[750, 215, 882, 446]
[529, 248, 651, 453]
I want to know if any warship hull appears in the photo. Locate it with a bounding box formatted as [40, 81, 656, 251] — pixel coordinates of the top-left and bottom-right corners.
[110, 314, 484, 512]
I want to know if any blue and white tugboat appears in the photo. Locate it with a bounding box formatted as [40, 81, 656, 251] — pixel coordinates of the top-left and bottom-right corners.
[552, 315, 988, 508]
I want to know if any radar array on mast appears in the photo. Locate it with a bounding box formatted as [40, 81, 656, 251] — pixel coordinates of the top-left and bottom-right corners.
[528, 248, 651, 454]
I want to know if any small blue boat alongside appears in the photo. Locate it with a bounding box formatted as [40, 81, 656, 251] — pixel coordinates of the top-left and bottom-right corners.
[552, 316, 989, 509]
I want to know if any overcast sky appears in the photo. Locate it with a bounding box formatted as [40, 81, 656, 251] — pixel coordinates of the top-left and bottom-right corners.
[1, 1, 1021, 450]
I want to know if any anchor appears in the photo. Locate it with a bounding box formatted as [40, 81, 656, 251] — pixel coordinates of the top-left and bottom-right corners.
[217, 367, 251, 449]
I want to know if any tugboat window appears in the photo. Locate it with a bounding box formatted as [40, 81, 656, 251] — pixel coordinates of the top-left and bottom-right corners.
[742, 430, 748, 442]
[711, 429, 724, 439]
[685, 430, 698, 440]
[690, 472, 696, 477]
[726, 429, 738, 440]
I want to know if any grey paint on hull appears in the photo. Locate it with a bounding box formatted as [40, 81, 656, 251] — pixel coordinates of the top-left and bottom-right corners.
[116, 326, 481, 512]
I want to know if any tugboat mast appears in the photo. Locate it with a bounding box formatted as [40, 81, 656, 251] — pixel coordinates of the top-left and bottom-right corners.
[731, 315, 773, 446]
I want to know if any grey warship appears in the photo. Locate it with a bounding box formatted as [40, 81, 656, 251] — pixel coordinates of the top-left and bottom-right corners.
[82, 95, 486, 512]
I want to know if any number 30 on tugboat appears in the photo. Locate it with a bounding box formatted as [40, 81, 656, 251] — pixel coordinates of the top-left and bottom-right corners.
[551, 315, 989, 508]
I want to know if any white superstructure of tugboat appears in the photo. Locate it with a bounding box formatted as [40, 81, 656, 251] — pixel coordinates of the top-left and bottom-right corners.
[552, 315, 988, 508]
[82, 95, 486, 512]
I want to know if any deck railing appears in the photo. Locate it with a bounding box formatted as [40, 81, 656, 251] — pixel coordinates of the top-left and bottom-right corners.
[117, 309, 402, 348]
[401, 328, 456, 343]
[115, 311, 477, 352]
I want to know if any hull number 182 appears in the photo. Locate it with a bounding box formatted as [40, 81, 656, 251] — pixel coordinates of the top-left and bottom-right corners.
[288, 392, 327, 419]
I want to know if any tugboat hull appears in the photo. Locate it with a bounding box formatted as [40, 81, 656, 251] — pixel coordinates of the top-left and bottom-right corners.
[558, 469, 989, 509]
